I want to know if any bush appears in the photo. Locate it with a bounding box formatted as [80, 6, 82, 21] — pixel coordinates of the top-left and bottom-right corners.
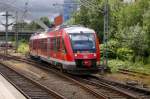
[100, 39, 120, 59]
[117, 47, 133, 61]
[17, 42, 29, 54]
[108, 59, 125, 72]
[108, 59, 150, 74]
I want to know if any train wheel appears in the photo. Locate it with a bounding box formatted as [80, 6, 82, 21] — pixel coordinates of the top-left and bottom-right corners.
[29, 54, 33, 59]
[25, 52, 29, 58]
[60, 64, 64, 73]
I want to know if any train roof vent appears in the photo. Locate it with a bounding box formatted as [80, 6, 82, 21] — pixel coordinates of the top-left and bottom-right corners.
[58, 25, 84, 29]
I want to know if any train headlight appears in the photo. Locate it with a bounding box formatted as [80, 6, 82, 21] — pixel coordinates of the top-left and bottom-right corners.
[94, 53, 96, 57]
[75, 54, 77, 57]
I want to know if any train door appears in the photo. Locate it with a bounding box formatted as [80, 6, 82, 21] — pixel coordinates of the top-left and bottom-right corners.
[36, 39, 38, 56]
[33, 39, 36, 55]
[47, 38, 50, 59]
[59, 37, 66, 61]
[29, 39, 33, 53]
[56, 37, 61, 60]
[44, 39, 47, 56]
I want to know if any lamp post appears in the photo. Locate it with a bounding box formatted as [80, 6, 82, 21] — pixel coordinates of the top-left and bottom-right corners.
[1, 11, 13, 55]
[79, 0, 109, 66]
[103, 0, 109, 66]
[15, 11, 18, 52]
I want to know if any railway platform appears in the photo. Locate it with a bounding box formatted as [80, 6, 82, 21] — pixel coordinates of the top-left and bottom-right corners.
[0, 74, 26, 99]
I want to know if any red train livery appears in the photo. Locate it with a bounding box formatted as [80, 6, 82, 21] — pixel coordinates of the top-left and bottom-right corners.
[29, 25, 100, 74]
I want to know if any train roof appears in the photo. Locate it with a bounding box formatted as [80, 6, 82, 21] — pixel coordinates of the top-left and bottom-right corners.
[64, 26, 95, 34]
[30, 25, 95, 40]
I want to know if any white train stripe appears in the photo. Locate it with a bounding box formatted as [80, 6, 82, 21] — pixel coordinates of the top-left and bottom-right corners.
[40, 55, 76, 66]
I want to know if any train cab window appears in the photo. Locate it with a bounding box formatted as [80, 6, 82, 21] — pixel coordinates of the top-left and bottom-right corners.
[69, 33, 96, 52]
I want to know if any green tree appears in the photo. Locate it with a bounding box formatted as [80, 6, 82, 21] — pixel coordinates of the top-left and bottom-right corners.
[70, 0, 150, 63]
[72, 0, 104, 39]
[40, 17, 52, 27]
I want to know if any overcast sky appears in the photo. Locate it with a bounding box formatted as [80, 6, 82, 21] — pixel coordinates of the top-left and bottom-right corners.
[0, 0, 64, 30]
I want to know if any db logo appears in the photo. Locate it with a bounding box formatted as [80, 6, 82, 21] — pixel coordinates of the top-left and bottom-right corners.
[83, 55, 88, 58]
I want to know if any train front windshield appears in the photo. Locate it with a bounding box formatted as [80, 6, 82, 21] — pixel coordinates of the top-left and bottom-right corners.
[69, 33, 96, 52]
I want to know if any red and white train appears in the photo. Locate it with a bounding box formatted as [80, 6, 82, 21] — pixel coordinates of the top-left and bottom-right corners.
[29, 25, 100, 74]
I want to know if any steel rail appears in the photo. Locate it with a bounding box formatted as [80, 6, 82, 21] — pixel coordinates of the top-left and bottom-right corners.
[3, 54, 150, 99]
[0, 62, 66, 99]
[1, 54, 109, 99]
[70, 75, 139, 99]
[91, 75, 150, 99]
[118, 68, 149, 76]
[0, 72, 31, 99]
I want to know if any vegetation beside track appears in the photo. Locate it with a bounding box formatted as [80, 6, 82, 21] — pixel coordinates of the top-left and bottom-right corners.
[108, 59, 150, 74]
[17, 39, 29, 54]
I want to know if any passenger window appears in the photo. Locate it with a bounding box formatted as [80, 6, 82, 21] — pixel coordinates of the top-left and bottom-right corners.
[47, 38, 50, 51]
[33, 40, 36, 50]
[54, 38, 57, 51]
[62, 39, 66, 53]
[57, 37, 60, 51]
[50, 38, 53, 50]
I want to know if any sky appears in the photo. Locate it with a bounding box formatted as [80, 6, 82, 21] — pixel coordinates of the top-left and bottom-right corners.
[0, 0, 64, 30]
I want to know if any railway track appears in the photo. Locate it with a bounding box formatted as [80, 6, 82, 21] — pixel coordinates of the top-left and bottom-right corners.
[69, 75, 139, 99]
[0, 63, 66, 99]
[0, 54, 107, 99]
[1, 54, 150, 99]
[89, 75, 150, 99]
[25, 58, 150, 99]
[118, 68, 150, 78]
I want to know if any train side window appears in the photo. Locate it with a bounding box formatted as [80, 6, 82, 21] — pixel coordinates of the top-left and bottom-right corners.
[43, 39, 47, 51]
[50, 37, 61, 52]
[30, 40, 32, 48]
[62, 39, 66, 53]
[50, 38, 54, 50]
[40, 39, 43, 50]
[54, 37, 57, 51]
[39, 39, 42, 49]
[57, 37, 61, 51]
[50, 38, 56, 51]
[33, 40, 36, 50]
[47, 38, 50, 52]
[41, 39, 45, 50]
[50, 38, 52, 50]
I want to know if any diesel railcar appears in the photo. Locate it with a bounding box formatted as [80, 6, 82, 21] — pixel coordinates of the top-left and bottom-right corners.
[29, 25, 100, 74]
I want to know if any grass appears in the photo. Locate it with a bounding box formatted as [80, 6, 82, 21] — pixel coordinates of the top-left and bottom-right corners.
[108, 59, 150, 74]
[17, 42, 29, 54]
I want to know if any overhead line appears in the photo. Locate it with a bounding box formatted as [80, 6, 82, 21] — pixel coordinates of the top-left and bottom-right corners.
[79, 0, 103, 12]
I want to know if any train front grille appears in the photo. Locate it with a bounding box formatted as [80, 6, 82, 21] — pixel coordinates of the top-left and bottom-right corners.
[75, 59, 96, 68]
